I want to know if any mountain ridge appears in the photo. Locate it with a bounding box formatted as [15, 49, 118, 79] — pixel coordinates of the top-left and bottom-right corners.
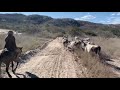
[0, 14, 120, 38]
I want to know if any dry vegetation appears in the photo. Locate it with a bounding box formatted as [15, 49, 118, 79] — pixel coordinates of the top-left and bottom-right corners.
[0, 34, 51, 53]
[75, 48, 118, 78]
[90, 36, 120, 58]
[73, 36, 120, 78]
[0, 32, 120, 78]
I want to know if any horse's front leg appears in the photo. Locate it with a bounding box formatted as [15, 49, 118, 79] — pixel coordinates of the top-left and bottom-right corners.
[13, 62, 19, 74]
[6, 63, 12, 78]
[12, 61, 20, 78]
[0, 63, 2, 78]
[12, 61, 15, 74]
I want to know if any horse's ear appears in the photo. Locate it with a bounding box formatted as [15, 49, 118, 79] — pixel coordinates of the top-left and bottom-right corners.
[20, 47, 23, 50]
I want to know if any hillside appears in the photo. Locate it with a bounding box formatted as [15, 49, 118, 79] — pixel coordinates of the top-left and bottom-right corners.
[0, 14, 120, 38]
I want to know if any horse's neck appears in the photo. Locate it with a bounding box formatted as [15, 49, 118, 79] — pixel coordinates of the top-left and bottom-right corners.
[13, 51, 19, 59]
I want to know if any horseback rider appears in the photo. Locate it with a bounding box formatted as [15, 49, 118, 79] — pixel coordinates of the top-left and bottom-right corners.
[4, 31, 17, 52]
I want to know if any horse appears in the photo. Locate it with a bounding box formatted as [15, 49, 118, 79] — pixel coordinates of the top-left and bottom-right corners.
[0, 47, 23, 78]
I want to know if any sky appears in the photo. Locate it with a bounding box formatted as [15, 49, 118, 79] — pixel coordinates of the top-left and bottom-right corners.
[0, 12, 120, 24]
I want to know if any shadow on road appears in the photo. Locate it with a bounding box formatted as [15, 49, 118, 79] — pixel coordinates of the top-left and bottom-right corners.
[25, 72, 39, 78]
[15, 73, 27, 78]
[14, 72, 39, 78]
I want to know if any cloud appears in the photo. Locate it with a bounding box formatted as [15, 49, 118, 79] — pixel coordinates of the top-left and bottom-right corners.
[106, 16, 120, 24]
[97, 15, 120, 24]
[110, 17, 116, 19]
[81, 15, 96, 20]
[111, 12, 120, 16]
[116, 12, 120, 15]
[75, 14, 96, 21]
[74, 18, 81, 20]
[110, 18, 120, 24]
[107, 20, 110, 23]
[75, 13, 120, 24]
[111, 13, 115, 16]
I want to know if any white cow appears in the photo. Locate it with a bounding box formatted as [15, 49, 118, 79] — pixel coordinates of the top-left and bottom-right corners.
[67, 41, 76, 52]
[84, 42, 101, 54]
[75, 36, 79, 41]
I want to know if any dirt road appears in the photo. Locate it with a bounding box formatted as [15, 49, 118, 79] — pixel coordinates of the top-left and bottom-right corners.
[7, 37, 87, 78]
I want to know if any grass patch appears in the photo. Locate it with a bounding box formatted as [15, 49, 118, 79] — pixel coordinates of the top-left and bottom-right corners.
[75, 47, 118, 78]
[0, 34, 51, 53]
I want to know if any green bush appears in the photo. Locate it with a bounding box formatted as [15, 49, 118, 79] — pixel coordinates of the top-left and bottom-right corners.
[111, 29, 120, 37]
[85, 32, 97, 36]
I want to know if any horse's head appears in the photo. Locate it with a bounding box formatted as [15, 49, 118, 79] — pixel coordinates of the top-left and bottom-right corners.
[16, 47, 23, 54]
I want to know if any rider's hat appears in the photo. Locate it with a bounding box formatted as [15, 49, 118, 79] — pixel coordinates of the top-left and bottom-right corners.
[8, 31, 14, 36]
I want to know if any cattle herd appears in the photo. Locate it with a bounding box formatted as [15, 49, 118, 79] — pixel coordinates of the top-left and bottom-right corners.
[62, 36, 101, 55]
